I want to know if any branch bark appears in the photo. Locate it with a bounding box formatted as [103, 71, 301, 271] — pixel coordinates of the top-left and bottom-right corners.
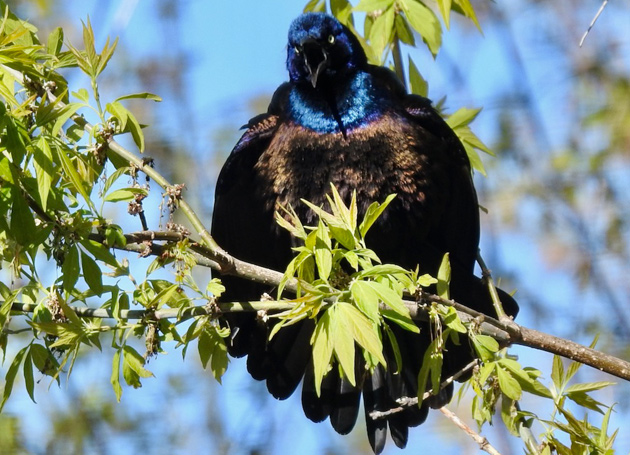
[439, 407, 503, 455]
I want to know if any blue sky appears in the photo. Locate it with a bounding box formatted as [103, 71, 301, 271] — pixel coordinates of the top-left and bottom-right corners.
[4, 1, 630, 454]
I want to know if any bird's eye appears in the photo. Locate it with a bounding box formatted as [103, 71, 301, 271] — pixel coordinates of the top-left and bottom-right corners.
[327, 34, 335, 44]
[294, 46, 301, 54]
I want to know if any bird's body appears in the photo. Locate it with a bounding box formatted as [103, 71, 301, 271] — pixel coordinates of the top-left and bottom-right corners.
[212, 13, 517, 453]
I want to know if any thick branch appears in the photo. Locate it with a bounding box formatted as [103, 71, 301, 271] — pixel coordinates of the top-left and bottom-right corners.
[88, 231, 295, 292]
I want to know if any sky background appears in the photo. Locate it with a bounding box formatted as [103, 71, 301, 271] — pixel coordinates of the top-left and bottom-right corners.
[3, 1, 630, 454]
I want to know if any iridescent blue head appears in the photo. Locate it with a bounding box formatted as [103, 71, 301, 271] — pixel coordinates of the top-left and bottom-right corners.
[287, 13, 367, 88]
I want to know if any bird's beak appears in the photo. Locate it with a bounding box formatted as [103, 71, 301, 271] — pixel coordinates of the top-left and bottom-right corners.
[302, 39, 329, 88]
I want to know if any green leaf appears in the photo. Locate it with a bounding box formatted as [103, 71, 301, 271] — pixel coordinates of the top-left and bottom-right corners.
[350, 280, 381, 321]
[314, 222, 332, 281]
[330, 304, 356, 386]
[394, 14, 415, 46]
[336, 302, 385, 367]
[106, 100, 129, 131]
[1, 345, 28, 411]
[566, 391, 607, 413]
[496, 365, 522, 400]
[382, 324, 402, 373]
[446, 106, 481, 129]
[472, 334, 499, 362]
[112, 292, 129, 321]
[104, 224, 127, 248]
[600, 404, 615, 448]
[102, 166, 131, 196]
[198, 327, 229, 383]
[23, 348, 35, 402]
[72, 88, 90, 103]
[408, 57, 428, 97]
[551, 355, 564, 390]
[436, 0, 453, 28]
[126, 110, 145, 152]
[122, 345, 153, 388]
[359, 194, 396, 238]
[416, 273, 437, 287]
[354, 0, 395, 12]
[53, 143, 96, 211]
[114, 92, 162, 102]
[29, 343, 59, 378]
[206, 278, 225, 298]
[0, 292, 16, 335]
[365, 281, 409, 317]
[81, 251, 103, 296]
[357, 264, 408, 278]
[417, 338, 441, 401]
[478, 362, 495, 385]
[95, 36, 118, 77]
[436, 253, 451, 299]
[331, 0, 354, 24]
[400, 0, 442, 56]
[442, 306, 466, 333]
[81, 18, 97, 76]
[111, 348, 122, 401]
[51, 102, 83, 136]
[565, 381, 615, 394]
[446, 107, 491, 175]
[368, 7, 394, 61]
[103, 187, 148, 203]
[47, 26, 63, 56]
[311, 311, 334, 396]
[10, 191, 35, 246]
[381, 307, 419, 333]
[452, 0, 481, 30]
[33, 137, 54, 211]
[303, 0, 325, 12]
[500, 359, 552, 399]
[62, 246, 80, 292]
[81, 239, 120, 268]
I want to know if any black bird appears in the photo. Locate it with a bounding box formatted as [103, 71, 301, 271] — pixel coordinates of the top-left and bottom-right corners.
[211, 12, 517, 453]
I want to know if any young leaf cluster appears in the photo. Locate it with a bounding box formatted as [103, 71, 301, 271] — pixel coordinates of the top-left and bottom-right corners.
[0, 3, 224, 410]
[467, 335, 617, 455]
[273, 185, 437, 396]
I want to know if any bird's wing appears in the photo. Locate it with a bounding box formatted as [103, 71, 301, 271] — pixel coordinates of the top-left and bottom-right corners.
[211, 110, 285, 354]
[211, 86, 317, 398]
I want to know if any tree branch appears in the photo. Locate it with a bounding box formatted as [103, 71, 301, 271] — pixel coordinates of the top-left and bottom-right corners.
[439, 407, 503, 455]
[7, 274, 630, 382]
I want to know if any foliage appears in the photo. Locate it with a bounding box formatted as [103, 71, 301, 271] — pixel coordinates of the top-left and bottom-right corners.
[0, 2, 227, 408]
[273, 185, 440, 395]
[0, 1, 623, 454]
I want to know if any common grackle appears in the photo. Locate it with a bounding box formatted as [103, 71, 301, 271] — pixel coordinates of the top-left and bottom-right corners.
[211, 12, 518, 453]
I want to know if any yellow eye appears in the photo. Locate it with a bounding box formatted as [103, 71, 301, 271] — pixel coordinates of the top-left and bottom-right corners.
[327, 34, 335, 44]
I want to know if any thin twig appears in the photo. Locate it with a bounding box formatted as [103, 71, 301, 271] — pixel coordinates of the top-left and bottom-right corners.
[369, 359, 479, 420]
[477, 250, 507, 320]
[9, 300, 296, 321]
[392, 36, 406, 89]
[579, 0, 608, 47]
[439, 406, 503, 455]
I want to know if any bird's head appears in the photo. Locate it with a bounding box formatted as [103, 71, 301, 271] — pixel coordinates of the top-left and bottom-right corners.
[287, 13, 367, 88]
